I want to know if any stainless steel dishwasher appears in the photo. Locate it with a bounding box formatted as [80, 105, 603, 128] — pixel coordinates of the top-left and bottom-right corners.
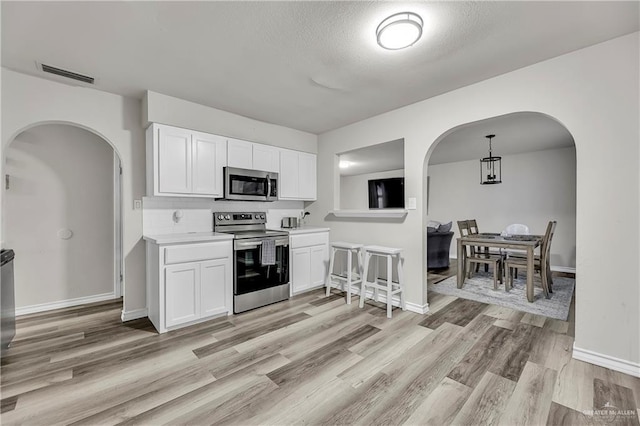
[1, 249, 15, 355]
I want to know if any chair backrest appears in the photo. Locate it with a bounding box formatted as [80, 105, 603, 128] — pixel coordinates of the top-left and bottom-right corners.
[457, 219, 481, 256]
[503, 223, 530, 235]
[540, 221, 557, 266]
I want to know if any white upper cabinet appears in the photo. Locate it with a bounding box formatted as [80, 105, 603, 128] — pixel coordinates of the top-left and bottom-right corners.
[227, 138, 253, 169]
[147, 123, 227, 198]
[192, 131, 226, 196]
[252, 144, 280, 173]
[279, 148, 317, 200]
[228, 138, 280, 173]
[157, 126, 192, 194]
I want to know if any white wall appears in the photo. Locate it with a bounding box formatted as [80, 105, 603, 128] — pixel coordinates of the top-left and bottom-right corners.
[142, 197, 304, 235]
[340, 169, 404, 210]
[1, 69, 147, 317]
[143, 91, 318, 153]
[5, 124, 115, 310]
[428, 147, 576, 269]
[309, 33, 639, 367]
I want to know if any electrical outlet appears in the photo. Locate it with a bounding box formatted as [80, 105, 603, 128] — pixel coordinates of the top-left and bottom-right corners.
[134, 199, 142, 210]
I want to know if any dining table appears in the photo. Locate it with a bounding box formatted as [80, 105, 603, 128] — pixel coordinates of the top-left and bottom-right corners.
[457, 233, 543, 302]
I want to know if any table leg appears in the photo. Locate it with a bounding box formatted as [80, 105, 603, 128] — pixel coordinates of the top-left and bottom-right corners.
[457, 239, 464, 288]
[526, 246, 534, 302]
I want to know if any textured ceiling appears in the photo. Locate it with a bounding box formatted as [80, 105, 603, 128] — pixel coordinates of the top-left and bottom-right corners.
[2, 1, 639, 134]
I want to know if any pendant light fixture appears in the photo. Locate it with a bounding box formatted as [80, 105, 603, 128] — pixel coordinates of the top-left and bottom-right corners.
[480, 134, 502, 185]
[376, 12, 423, 50]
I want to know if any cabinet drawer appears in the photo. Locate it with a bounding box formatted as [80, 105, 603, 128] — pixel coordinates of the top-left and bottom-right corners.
[164, 242, 230, 265]
[290, 232, 328, 249]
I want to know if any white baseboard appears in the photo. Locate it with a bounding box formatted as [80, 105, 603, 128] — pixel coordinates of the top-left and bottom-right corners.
[446, 256, 575, 275]
[16, 292, 117, 316]
[121, 308, 148, 322]
[406, 301, 430, 315]
[573, 344, 640, 378]
[551, 265, 576, 274]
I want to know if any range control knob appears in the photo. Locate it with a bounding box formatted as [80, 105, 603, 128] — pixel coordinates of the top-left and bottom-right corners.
[254, 214, 260, 219]
[217, 214, 224, 220]
[260, 214, 265, 220]
[225, 214, 231, 220]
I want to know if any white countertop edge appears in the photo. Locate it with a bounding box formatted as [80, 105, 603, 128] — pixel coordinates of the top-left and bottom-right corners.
[269, 226, 330, 235]
[143, 232, 234, 245]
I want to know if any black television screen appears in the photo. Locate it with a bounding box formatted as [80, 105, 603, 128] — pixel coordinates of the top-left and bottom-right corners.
[368, 177, 404, 209]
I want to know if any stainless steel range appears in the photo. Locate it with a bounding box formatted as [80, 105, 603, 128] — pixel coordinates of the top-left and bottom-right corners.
[214, 212, 290, 313]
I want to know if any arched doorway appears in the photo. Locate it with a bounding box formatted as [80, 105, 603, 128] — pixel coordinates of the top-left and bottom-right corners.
[3, 122, 123, 314]
[423, 112, 577, 316]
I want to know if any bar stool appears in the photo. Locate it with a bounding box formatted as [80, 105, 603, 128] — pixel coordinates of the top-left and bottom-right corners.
[359, 245, 406, 318]
[325, 242, 364, 304]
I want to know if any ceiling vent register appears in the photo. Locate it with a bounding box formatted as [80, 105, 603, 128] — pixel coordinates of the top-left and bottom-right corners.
[40, 63, 95, 84]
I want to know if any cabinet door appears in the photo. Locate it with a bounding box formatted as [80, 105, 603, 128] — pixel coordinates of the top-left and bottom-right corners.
[310, 244, 328, 287]
[200, 258, 231, 318]
[291, 247, 311, 294]
[279, 149, 299, 199]
[165, 263, 200, 327]
[298, 153, 317, 200]
[192, 133, 226, 196]
[227, 138, 253, 169]
[158, 126, 192, 194]
[253, 144, 280, 173]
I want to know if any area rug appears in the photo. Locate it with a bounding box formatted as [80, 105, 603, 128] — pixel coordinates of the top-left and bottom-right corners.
[429, 271, 575, 320]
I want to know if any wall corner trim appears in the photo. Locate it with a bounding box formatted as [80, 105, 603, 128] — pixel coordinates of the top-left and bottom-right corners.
[15, 293, 117, 316]
[121, 308, 148, 322]
[573, 344, 640, 378]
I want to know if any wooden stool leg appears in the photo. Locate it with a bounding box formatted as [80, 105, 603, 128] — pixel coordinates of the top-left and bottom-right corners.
[326, 247, 335, 297]
[346, 249, 353, 305]
[359, 252, 371, 309]
[493, 261, 498, 290]
[397, 255, 406, 311]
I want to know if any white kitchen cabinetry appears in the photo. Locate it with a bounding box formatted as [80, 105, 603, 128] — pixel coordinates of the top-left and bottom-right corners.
[146, 239, 233, 333]
[147, 123, 226, 198]
[279, 149, 317, 200]
[290, 231, 329, 295]
[227, 138, 280, 173]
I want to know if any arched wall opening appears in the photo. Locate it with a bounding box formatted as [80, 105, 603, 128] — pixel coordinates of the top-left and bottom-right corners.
[2, 121, 124, 314]
[422, 111, 577, 310]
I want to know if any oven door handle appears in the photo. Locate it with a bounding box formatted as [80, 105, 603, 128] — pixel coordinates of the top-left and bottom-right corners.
[235, 239, 289, 250]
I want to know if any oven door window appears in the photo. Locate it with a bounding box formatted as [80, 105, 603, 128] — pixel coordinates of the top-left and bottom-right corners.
[235, 244, 289, 295]
[229, 174, 268, 197]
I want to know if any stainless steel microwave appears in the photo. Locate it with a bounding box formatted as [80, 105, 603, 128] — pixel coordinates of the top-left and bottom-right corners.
[223, 167, 278, 201]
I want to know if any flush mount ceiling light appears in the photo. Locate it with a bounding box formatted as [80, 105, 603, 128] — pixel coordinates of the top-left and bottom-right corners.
[339, 160, 352, 169]
[376, 12, 423, 50]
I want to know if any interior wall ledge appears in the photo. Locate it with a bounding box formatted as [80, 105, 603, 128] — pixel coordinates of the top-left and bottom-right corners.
[328, 209, 408, 219]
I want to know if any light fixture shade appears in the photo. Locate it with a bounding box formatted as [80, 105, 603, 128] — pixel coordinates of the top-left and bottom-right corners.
[480, 134, 502, 184]
[376, 12, 423, 50]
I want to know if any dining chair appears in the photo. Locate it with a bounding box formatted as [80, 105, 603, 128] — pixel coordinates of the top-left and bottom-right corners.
[501, 223, 530, 278]
[457, 219, 504, 289]
[458, 219, 501, 272]
[504, 220, 557, 297]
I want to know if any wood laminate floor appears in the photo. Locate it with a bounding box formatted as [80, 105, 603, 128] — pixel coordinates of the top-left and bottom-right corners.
[2, 267, 639, 425]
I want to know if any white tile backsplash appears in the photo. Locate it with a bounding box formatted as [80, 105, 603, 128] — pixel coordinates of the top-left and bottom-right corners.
[142, 197, 305, 235]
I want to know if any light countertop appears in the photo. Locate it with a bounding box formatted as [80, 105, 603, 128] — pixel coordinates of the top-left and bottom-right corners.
[143, 232, 234, 245]
[270, 226, 330, 235]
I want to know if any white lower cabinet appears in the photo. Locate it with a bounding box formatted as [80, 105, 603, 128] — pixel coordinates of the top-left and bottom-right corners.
[147, 240, 232, 333]
[290, 231, 329, 295]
